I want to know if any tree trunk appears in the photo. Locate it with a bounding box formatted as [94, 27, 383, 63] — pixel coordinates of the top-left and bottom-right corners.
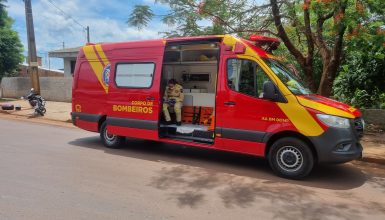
[270, 0, 317, 93]
[318, 71, 333, 97]
[270, 0, 347, 97]
[303, 64, 317, 93]
[297, 58, 317, 93]
[315, 1, 347, 97]
[317, 57, 340, 97]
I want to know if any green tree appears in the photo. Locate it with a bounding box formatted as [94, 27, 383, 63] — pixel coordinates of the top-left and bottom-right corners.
[0, 0, 13, 28]
[128, 0, 384, 97]
[333, 20, 385, 108]
[0, 0, 24, 80]
[127, 5, 155, 30]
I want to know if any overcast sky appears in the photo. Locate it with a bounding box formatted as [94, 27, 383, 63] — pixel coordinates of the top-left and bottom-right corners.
[6, 0, 177, 70]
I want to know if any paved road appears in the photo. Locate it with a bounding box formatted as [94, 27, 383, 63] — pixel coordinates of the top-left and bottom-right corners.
[0, 118, 384, 220]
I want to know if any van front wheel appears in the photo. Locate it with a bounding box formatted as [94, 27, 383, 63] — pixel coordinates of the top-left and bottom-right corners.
[268, 137, 314, 179]
[100, 121, 125, 148]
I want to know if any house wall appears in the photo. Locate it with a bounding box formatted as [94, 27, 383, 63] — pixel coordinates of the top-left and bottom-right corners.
[18, 65, 64, 77]
[0, 77, 73, 102]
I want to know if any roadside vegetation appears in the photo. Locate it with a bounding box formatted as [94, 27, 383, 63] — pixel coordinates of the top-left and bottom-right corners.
[128, 0, 385, 109]
[0, 0, 24, 81]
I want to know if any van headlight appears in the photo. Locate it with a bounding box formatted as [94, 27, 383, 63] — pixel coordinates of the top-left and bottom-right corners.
[316, 114, 350, 129]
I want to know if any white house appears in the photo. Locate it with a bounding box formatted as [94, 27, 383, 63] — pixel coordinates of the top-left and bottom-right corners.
[49, 46, 81, 77]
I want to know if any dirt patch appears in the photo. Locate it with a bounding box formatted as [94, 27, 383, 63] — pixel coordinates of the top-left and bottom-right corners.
[362, 132, 385, 144]
[0, 114, 74, 128]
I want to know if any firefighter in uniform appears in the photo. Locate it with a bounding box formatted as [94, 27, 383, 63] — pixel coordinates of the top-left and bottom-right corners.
[163, 79, 184, 126]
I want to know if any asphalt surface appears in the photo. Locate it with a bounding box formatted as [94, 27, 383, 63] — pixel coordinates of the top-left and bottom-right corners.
[0, 118, 384, 220]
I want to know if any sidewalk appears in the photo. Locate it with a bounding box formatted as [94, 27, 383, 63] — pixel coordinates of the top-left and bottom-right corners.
[0, 99, 71, 123]
[1, 99, 384, 165]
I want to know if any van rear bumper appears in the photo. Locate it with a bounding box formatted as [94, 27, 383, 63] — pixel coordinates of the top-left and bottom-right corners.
[70, 112, 76, 126]
[309, 127, 363, 164]
[70, 112, 102, 132]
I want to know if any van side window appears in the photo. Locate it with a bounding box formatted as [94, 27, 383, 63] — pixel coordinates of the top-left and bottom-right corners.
[115, 63, 155, 88]
[227, 59, 271, 98]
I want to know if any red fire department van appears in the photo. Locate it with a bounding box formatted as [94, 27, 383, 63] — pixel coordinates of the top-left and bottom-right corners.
[71, 34, 364, 179]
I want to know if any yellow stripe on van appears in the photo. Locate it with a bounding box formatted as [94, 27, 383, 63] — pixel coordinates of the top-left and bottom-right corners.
[297, 96, 355, 119]
[83, 45, 108, 93]
[278, 95, 325, 136]
[94, 44, 110, 65]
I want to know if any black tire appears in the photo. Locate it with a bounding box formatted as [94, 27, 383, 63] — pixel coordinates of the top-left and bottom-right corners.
[100, 121, 125, 148]
[268, 137, 314, 179]
[35, 109, 43, 116]
[38, 108, 45, 116]
[1, 104, 14, 110]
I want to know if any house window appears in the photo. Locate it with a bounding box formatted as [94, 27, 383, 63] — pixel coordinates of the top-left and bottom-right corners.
[70, 60, 76, 75]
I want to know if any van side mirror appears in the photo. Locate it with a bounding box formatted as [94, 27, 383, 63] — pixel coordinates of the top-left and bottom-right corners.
[263, 81, 278, 101]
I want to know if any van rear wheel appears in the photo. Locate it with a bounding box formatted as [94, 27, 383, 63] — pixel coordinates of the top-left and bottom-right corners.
[100, 121, 125, 148]
[268, 137, 314, 179]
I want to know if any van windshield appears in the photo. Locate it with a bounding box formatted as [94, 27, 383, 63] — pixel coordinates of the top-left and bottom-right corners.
[263, 58, 311, 95]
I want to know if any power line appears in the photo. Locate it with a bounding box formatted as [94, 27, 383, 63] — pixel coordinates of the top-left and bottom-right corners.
[44, 0, 90, 43]
[45, 0, 86, 30]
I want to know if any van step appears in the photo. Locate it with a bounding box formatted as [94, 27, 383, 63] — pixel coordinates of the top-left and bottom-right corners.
[164, 134, 214, 144]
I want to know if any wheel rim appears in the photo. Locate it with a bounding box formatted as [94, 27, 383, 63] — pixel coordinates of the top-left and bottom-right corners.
[276, 146, 303, 172]
[104, 128, 117, 143]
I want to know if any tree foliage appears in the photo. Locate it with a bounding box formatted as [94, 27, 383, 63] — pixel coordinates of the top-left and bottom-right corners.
[0, 0, 9, 27]
[127, 5, 155, 30]
[333, 21, 385, 108]
[128, 0, 384, 98]
[0, 0, 24, 80]
[128, 0, 273, 37]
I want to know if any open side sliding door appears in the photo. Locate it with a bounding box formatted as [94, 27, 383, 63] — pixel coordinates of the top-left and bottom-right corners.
[106, 42, 165, 140]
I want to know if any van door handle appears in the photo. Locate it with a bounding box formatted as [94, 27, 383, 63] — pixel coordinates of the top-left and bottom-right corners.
[224, 101, 236, 106]
[146, 96, 156, 101]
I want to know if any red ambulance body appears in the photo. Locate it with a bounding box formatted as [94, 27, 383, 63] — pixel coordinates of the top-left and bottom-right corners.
[71, 35, 364, 179]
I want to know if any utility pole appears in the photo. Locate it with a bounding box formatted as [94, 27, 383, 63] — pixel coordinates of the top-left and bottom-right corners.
[24, 0, 40, 94]
[86, 26, 90, 43]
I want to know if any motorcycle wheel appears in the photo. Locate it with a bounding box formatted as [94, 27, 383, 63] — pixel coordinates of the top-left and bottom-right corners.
[34, 109, 43, 116]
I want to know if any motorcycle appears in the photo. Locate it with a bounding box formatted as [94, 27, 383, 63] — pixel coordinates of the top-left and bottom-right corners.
[22, 88, 46, 116]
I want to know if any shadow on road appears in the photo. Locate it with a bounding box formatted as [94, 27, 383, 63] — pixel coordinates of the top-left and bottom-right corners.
[68, 136, 370, 191]
[68, 136, 385, 219]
